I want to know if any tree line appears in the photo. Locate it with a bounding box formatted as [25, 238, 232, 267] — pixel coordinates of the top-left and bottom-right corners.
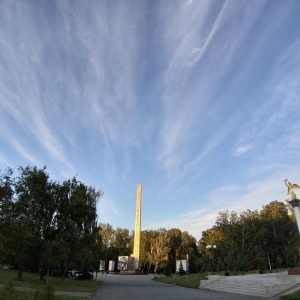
[99, 201, 300, 274]
[98, 224, 199, 274]
[199, 201, 300, 273]
[1, 165, 299, 279]
[0, 166, 102, 281]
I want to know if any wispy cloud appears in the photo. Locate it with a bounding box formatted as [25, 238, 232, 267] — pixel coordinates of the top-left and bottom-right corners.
[1, 0, 300, 240]
[234, 144, 252, 156]
[171, 176, 289, 239]
[156, 1, 267, 182]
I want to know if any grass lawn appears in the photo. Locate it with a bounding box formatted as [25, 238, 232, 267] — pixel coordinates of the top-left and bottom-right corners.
[0, 269, 99, 292]
[0, 269, 100, 299]
[1, 290, 88, 300]
[154, 271, 300, 300]
[154, 273, 207, 288]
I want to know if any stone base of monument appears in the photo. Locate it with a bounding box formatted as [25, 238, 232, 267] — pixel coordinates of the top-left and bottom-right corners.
[288, 268, 300, 275]
[119, 270, 136, 275]
[119, 270, 146, 275]
[117, 256, 146, 275]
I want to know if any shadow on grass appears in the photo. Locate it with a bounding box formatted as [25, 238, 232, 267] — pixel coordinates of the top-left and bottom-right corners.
[0, 269, 99, 293]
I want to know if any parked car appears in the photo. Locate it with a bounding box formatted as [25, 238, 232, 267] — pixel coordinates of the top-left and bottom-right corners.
[74, 271, 93, 280]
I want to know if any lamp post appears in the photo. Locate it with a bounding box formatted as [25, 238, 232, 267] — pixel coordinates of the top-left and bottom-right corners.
[206, 245, 217, 275]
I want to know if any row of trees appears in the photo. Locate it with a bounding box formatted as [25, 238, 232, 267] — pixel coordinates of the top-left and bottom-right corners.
[199, 201, 300, 273]
[0, 166, 102, 281]
[99, 201, 300, 274]
[99, 224, 200, 273]
[1, 165, 299, 278]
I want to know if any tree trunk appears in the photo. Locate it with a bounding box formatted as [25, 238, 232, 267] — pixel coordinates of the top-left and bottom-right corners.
[40, 264, 46, 281]
[17, 263, 23, 281]
[46, 264, 50, 284]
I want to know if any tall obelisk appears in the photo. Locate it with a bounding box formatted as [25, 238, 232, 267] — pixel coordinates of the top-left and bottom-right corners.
[132, 184, 142, 268]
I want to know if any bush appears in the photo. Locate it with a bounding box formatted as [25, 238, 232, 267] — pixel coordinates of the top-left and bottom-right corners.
[0, 281, 14, 300]
[0, 281, 54, 300]
[30, 284, 54, 300]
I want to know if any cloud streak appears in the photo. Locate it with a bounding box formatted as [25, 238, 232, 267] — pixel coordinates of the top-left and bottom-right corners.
[1, 0, 300, 240]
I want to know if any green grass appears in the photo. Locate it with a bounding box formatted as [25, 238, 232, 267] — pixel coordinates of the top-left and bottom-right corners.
[280, 291, 300, 300]
[154, 273, 207, 288]
[0, 290, 88, 300]
[0, 269, 99, 292]
[0, 269, 100, 300]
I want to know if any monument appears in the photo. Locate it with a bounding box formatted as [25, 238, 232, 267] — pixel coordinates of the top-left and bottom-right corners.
[285, 179, 300, 275]
[132, 184, 142, 269]
[285, 179, 300, 234]
[118, 184, 142, 273]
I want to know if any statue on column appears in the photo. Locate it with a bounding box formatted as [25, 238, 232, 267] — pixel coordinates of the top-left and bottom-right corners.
[285, 179, 300, 200]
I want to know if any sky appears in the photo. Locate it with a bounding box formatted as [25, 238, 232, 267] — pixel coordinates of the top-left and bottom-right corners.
[1, 0, 300, 240]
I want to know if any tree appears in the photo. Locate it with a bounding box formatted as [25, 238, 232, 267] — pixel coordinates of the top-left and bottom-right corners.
[139, 230, 156, 272]
[150, 229, 170, 273]
[99, 223, 115, 251]
[13, 166, 53, 280]
[0, 166, 103, 281]
[181, 231, 198, 258]
[167, 228, 182, 272]
[114, 227, 131, 256]
[260, 201, 298, 269]
[198, 201, 299, 273]
[0, 167, 15, 263]
[54, 177, 102, 276]
[188, 255, 198, 273]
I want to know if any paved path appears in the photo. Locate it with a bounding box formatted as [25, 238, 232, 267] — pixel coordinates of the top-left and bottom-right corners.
[90, 274, 266, 300]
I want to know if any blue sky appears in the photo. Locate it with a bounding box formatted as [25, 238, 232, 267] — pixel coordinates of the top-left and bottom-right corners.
[1, 0, 300, 240]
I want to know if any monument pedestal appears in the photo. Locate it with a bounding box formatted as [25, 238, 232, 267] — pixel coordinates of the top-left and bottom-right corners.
[289, 198, 300, 234]
[288, 268, 300, 275]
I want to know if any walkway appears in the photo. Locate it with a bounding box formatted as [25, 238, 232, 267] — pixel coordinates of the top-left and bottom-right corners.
[90, 274, 266, 300]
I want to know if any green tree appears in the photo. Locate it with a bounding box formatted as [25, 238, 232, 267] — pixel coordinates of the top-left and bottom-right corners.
[13, 166, 53, 280]
[260, 201, 298, 269]
[150, 229, 170, 273]
[99, 223, 119, 264]
[181, 231, 198, 259]
[0, 167, 15, 264]
[188, 254, 198, 273]
[54, 177, 102, 275]
[114, 227, 131, 256]
[167, 228, 182, 272]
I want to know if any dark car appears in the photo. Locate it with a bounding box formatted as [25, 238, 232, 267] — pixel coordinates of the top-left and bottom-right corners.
[74, 271, 93, 280]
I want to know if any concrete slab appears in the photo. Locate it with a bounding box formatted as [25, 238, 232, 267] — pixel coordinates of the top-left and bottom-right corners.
[199, 271, 300, 298]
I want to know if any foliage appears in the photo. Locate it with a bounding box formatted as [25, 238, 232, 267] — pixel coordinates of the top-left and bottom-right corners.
[280, 290, 300, 300]
[0, 280, 14, 300]
[5, 165, 296, 277]
[188, 255, 199, 274]
[0, 166, 103, 281]
[150, 229, 170, 272]
[177, 260, 186, 275]
[163, 260, 173, 276]
[0, 280, 85, 299]
[198, 201, 299, 273]
[98, 223, 132, 269]
[98, 200, 298, 275]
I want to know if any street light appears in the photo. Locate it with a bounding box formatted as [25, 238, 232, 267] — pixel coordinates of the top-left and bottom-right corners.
[206, 245, 217, 275]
